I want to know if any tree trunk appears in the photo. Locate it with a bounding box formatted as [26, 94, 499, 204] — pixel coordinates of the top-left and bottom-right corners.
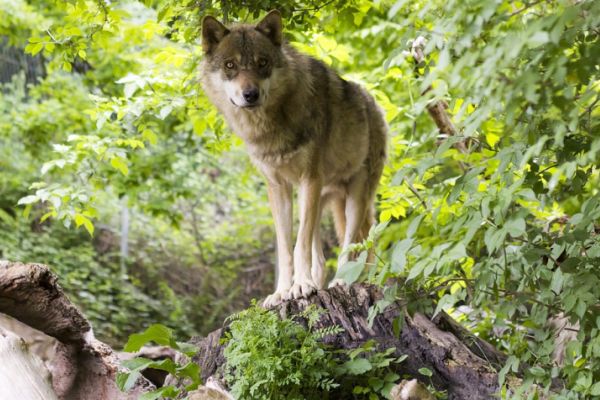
[178, 284, 507, 400]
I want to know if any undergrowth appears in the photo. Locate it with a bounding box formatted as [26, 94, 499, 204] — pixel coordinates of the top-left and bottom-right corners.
[223, 304, 404, 400]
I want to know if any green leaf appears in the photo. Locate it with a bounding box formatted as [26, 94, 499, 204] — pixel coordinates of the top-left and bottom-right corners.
[384, 372, 400, 382]
[418, 367, 432, 377]
[139, 386, 179, 400]
[391, 238, 413, 273]
[158, 105, 173, 120]
[121, 357, 156, 371]
[560, 258, 580, 273]
[176, 341, 198, 356]
[505, 218, 526, 237]
[368, 220, 390, 242]
[342, 358, 372, 375]
[178, 362, 201, 389]
[17, 195, 38, 205]
[406, 259, 427, 281]
[123, 324, 176, 352]
[527, 31, 549, 48]
[550, 269, 564, 294]
[393, 317, 404, 337]
[433, 294, 456, 317]
[116, 370, 142, 392]
[25, 42, 44, 55]
[590, 381, 600, 396]
[40, 210, 57, 222]
[529, 366, 546, 377]
[142, 129, 158, 145]
[406, 215, 424, 238]
[446, 243, 466, 262]
[124, 82, 138, 98]
[484, 227, 507, 254]
[334, 251, 368, 285]
[110, 156, 129, 176]
[74, 213, 94, 236]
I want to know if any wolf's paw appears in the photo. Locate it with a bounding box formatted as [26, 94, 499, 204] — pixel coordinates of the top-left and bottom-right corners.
[286, 280, 317, 300]
[262, 291, 286, 308]
[328, 278, 348, 288]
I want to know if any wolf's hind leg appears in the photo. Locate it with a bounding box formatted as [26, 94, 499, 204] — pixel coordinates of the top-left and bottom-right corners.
[329, 171, 370, 288]
[311, 198, 326, 289]
[362, 205, 376, 264]
[330, 195, 346, 246]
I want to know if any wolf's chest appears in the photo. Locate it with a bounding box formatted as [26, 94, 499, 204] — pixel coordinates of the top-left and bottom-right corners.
[247, 142, 313, 184]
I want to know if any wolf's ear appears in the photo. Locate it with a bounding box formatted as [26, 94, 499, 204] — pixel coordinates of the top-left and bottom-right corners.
[256, 10, 283, 46]
[202, 16, 229, 53]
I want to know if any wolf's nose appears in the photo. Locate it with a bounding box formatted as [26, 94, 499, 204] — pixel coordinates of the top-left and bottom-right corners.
[243, 88, 259, 104]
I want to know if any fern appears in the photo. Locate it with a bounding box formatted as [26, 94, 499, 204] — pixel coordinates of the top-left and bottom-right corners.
[223, 305, 404, 399]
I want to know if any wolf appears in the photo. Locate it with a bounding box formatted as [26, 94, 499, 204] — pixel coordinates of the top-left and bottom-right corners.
[201, 10, 387, 307]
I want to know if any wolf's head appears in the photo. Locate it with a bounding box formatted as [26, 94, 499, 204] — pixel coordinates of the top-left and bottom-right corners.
[201, 10, 284, 110]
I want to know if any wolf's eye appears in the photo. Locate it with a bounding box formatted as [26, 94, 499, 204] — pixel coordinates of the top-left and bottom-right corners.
[258, 58, 269, 68]
[225, 61, 235, 69]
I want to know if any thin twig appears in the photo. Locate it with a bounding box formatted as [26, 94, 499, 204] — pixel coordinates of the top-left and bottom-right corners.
[290, 0, 337, 13]
[405, 180, 428, 210]
[508, 0, 544, 18]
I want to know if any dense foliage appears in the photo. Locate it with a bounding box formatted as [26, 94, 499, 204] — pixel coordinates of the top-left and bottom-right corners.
[1, 0, 599, 398]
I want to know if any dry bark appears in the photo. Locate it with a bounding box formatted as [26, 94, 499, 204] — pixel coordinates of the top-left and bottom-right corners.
[180, 284, 507, 400]
[0, 260, 153, 400]
[0, 260, 92, 346]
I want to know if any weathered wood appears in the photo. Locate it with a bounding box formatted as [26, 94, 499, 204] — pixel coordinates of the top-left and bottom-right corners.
[182, 284, 505, 400]
[0, 327, 59, 400]
[0, 260, 92, 346]
[0, 260, 154, 400]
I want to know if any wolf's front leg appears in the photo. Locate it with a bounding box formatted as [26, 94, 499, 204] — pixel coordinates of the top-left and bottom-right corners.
[287, 177, 322, 300]
[263, 180, 293, 308]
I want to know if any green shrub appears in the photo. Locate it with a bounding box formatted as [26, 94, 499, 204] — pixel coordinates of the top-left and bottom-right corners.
[117, 324, 201, 400]
[223, 304, 403, 400]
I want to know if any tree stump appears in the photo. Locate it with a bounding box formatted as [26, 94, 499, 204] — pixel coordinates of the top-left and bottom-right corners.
[179, 284, 507, 399]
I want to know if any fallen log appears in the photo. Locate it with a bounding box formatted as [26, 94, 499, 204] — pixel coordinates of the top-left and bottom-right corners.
[0, 260, 153, 400]
[177, 284, 507, 399]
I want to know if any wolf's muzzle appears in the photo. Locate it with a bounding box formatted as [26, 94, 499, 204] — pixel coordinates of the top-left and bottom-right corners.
[243, 88, 260, 104]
